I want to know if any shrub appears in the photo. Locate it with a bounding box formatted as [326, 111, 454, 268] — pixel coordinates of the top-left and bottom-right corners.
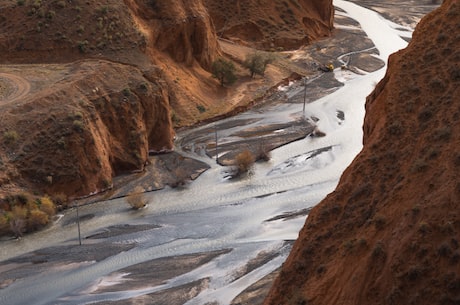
[211, 58, 237, 86]
[243, 52, 276, 78]
[52, 193, 68, 209]
[255, 142, 271, 162]
[196, 105, 206, 113]
[139, 82, 148, 90]
[407, 266, 423, 281]
[9, 217, 26, 238]
[99, 5, 109, 14]
[9, 206, 28, 237]
[126, 186, 147, 209]
[0, 213, 9, 233]
[56, 0, 66, 8]
[46, 10, 56, 20]
[372, 241, 386, 260]
[170, 167, 189, 188]
[373, 214, 386, 230]
[17, 0, 25, 6]
[73, 119, 84, 132]
[39, 196, 56, 216]
[28, 209, 49, 230]
[77, 40, 88, 53]
[235, 150, 255, 174]
[418, 221, 430, 234]
[438, 242, 452, 257]
[122, 88, 131, 97]
[3, 130, 19, 144]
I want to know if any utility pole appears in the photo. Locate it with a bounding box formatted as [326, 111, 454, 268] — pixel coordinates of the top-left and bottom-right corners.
[214, 123, 219, 164]
[302, 77, 308, 116]
[75, 203, 82, 246]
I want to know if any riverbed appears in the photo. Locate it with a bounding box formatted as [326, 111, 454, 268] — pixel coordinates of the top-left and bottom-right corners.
[0, 1, 438, 304]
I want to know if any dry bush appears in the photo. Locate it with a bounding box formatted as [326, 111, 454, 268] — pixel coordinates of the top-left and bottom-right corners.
[39, 196, 56, 216]
[235, 150, 256, 174]
[126, 186, 147, 209]
[11, 205, 27, 219]
[9, 218, 25, 238]
[3, 130, 19, 144]
[28, 209, 49, 231]
[9, 206, 28, 237]
[255, 142, 271, 162]
[0, 213, 9, 234]
[170, 167, 189, 188]
[52, 193, 68, 210]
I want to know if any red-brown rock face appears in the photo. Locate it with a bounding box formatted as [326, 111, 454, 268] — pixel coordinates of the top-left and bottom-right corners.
[125, 0, 220, 70]
[0, 61, 174, 198]
[203, 0, 334, 49]
[264, 0, 460, 304]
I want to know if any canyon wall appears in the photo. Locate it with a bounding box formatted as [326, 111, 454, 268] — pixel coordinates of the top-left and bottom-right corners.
[204, 0, 334, 49]
[264, 0, 460, 304]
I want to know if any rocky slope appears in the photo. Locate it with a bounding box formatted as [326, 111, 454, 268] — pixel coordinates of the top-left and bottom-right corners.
[264, 0, 460, 304]
[204, 0, 334, 50]
[0, 61, 174, 198]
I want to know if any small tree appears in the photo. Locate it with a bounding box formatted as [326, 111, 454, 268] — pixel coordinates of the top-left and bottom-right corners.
[211, 58, 237, 86]
[243, 52, 275, 78]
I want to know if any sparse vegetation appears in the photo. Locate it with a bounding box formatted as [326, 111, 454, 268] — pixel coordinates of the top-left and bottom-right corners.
[211, 58, 237, 86]
[77, 40, 89, 53]
[255, 142, 271, 161]
[72, 119, 85, 132]
[373, 214, 386, 230]
[122, 87, 131, 97]
[418, 221, 430, 234]
[197, 105, 206, 113]
[126, 186, 147, 209]
[28, 209, 49, 230]
[234, 150, 256, 176]
[438, 242, 452, 257]
[3, 130, 19, 144]
[0, 194, 57, 237]
[372, 241, 387, 260]
[243, 52, 276, 78]
[39, 196, 56, 216]
[170, 167, 189, 188]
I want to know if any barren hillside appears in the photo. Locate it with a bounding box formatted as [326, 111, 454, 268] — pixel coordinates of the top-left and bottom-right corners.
[264, 0, 460, 304]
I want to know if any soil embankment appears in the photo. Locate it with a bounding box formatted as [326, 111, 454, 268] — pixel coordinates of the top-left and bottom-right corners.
[264, 1, 460, 304]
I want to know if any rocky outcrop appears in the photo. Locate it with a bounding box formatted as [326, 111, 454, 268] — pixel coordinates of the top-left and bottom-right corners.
[0, 61, 174, 197]
[264, 1, 460, 304]
[203, 0, 334, 49]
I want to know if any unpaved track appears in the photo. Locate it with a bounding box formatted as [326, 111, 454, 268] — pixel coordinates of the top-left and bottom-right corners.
[0, 72, 31, 104]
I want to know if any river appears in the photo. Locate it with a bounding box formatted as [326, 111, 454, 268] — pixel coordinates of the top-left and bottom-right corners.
[0, 1, 432, 304]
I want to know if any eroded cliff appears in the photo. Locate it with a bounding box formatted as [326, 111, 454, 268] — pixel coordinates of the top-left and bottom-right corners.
[0, 61, 174, 198]
[264, 0, 460, 304]
[204, 0, 334, 50]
